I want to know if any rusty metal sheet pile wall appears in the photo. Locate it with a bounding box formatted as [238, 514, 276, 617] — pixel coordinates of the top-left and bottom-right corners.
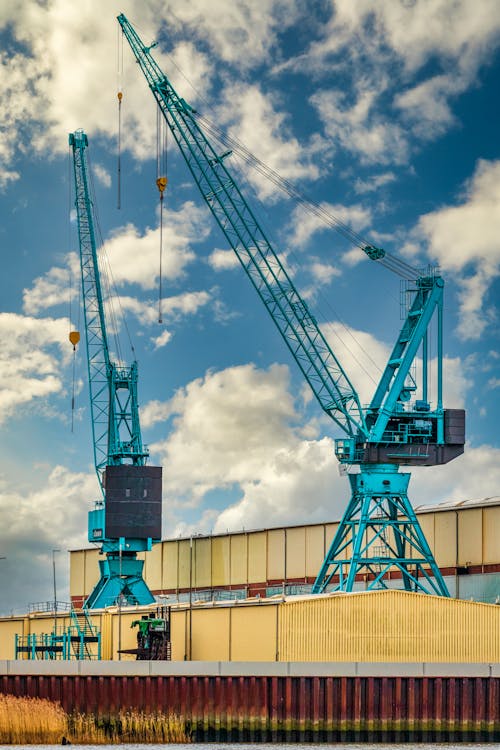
[0, 671, 498, 741]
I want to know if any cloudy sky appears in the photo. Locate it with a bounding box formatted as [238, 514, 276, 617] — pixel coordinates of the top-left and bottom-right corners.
[0, 0, 499, 615]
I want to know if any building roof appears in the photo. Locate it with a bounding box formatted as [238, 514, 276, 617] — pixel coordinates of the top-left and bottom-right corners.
[414, 496, 500, 514]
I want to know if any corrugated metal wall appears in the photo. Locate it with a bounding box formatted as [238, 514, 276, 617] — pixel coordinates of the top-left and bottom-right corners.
[278, 591, 500, 662]
[3, 590, 499, 663]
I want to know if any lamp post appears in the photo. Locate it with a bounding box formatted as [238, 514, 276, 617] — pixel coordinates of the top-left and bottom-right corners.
[118, 538, 123, 660]
[52, 549, 60, 641]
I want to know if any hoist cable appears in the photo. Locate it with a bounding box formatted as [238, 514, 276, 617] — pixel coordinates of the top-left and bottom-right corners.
[156, 105, 168, 324]
[86, 149, 136, 360]
[158, 196, 164, 324]
[117, 26, 124, 210]
[158, 44, 422, 281]
[117, 94, 122, 209]
[68, 146, 78, 431]
[71, 347, 77, 433]
[195, 112, 420, 281]
[229, 154, 384, 389]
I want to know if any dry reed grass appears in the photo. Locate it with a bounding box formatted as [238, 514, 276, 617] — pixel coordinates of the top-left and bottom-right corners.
[68, 708, 191, 743]
[0, 693, 66, 744]
[0, 693, 191, 744]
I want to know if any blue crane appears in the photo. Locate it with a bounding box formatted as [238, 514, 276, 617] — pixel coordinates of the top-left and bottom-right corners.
[69, 129, 162, 609]
[117, 15, 465, 596]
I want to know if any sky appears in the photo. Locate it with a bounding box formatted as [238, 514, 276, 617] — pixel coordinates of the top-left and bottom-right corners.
[0, 0, 499, 616]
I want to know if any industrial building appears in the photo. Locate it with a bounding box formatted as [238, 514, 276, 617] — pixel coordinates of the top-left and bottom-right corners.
[0, 494, 497, 664]
[1, 580, 499, 664]
[70, 495, 500, 608]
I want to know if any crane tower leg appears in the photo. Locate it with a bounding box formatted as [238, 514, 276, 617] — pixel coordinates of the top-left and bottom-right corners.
[312, 465, 449, 596]
[84, 554, 155, 610]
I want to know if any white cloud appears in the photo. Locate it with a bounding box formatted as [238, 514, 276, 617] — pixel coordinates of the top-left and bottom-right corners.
[106, 289, 211, 329]
[145, 360, 349, 536]
[310, 261, 341, 286]
[322, 322, 470, 408]
[0, 0, 302, 182]
[288, 201, 372, 250]
[298, 1, 500, 166]
[411, 443, 500, 508]
[0, 46, 40, 189]
[218, 83, 320, 200]
[163, 290, 211, 317]
[104, 201, 209, 288]
[148, 352, 485, 537]
[310, 85, 410, 166]
[322, 322, 388, 406]
[92, 162, 111, 188]
[394, 73, 463, 140]
[417, 159, 500, 339]
[0, 313, 70, 424]
[0, 0, 214, 175]
[0, 166, 19, 189]
[208, 248, 239, 271]
[169, 0, 301, 71]
[24, 201, 210, 320]
[212, 436, 342, 533]
[140, 399, 174, 429]
[303, 1, 500, 81]
[354, 171, 396, 195]
[150, 363, 300, 503]
[152, 328, 173, 350]
[0, 464, 94, 615]
[23, 263, 73, 316]
[145, 330, 471, 536]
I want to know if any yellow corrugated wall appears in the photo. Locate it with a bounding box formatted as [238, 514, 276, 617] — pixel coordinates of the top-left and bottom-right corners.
[69, 504, 500, 600]
[278, 590, 500, 662]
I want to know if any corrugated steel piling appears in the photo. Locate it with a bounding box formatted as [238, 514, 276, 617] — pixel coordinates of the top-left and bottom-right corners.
[0, 662, 498, 742]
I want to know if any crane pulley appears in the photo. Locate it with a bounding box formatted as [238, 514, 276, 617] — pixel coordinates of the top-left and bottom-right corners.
[117, 15, 465, 597]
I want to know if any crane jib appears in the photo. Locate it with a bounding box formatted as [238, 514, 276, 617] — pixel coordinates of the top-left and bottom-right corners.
[117, 14, 367, 440]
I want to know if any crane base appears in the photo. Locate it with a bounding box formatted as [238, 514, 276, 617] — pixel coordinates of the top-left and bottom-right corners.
[84, 553, 155, 609]
[312, 465, 449, 597]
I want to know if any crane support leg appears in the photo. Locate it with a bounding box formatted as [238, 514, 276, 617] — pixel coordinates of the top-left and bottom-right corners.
[84, 554, 155, 609]
[312, 465, 449, 596]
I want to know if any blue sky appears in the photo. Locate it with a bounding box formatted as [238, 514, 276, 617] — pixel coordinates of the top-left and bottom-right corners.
[0, 0, 499, 615]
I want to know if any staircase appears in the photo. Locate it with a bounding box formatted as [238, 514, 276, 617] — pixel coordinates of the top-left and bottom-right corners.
[69, 607, 100, 659]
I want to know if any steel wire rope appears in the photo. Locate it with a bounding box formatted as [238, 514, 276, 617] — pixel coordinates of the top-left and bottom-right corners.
[229, 143, 386, 381]
[117, 25, 124, 210]
[226, 149, 382, 393]
[158, 48, 376, 247]
[195, 120, 418, 391]
[156, 47, 384, 397]
[157, 47, 421, 290]
[156, 105, 168, 324]
[153, 43, 426, 393]
[86, 149, 136, 363]
[155, 34, 422, 281]
[68, 146, 81, 431]
[195, 113, 421, 281]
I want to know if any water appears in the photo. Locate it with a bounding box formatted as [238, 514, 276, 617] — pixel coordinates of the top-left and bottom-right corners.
[1, 744, 498, 749]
